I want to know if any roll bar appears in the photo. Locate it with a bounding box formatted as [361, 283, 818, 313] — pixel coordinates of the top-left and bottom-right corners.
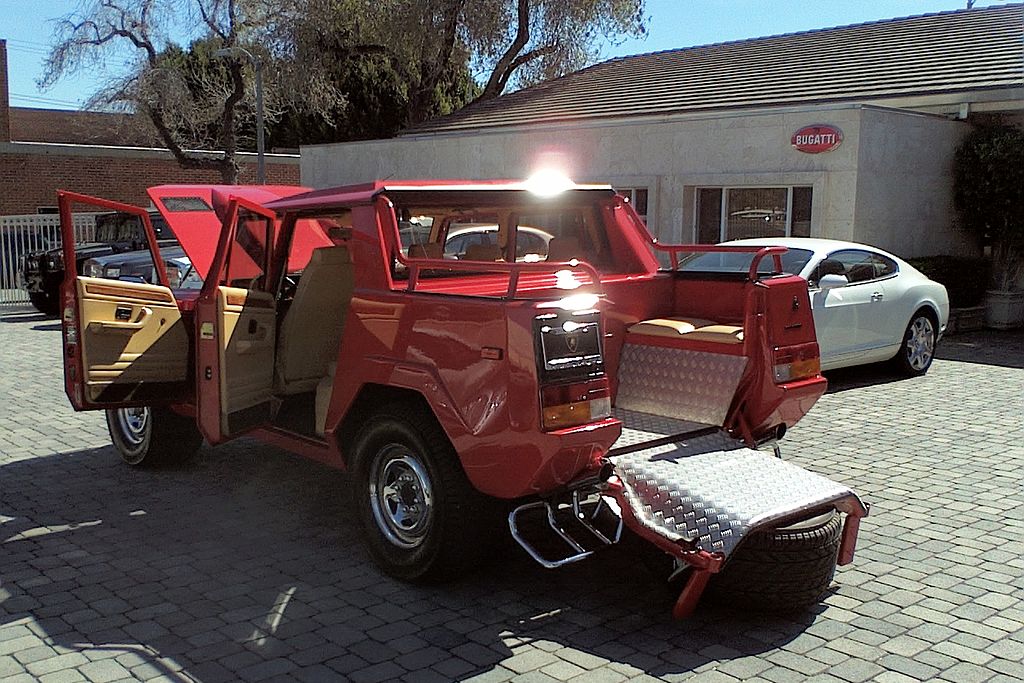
[395, 250, 604, 300]
[651, 242, 788, 281]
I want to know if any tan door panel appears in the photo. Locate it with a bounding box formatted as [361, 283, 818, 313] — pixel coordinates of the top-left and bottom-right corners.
[76, 277, 188, 401]
[217, 286, 276, 431]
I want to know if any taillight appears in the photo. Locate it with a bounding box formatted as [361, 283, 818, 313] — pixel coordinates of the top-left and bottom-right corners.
[541, 379, 612, 430]
[773, 343, 821, 383]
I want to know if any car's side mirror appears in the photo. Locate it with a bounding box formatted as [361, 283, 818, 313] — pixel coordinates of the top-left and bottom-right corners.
[818, 273, 849, 289]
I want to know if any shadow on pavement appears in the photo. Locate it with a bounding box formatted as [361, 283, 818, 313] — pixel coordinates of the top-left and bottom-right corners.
[824, 328, 1024, 393]
[935, 328, 1024, 369]
[0, 442, 817, 681]
[0, 308, 51, 324]
[823, 363, 905, 393]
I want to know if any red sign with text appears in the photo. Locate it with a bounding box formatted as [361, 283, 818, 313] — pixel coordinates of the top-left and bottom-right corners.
[791, 125, 843, 154]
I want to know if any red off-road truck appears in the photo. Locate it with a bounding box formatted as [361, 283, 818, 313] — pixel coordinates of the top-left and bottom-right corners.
[57, 180, 867, 618]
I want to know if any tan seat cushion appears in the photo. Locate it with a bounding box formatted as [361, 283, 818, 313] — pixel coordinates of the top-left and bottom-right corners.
[276, 246, 354, 394]
[628, 317, 743, 344]
[683, 324, 744, 344]
[315, 362, 338, 436]
[627, 318, 717, 336]
[546, 237, 580, 262]
[408, 243, 443, 259]
[463, 243, 503, 261]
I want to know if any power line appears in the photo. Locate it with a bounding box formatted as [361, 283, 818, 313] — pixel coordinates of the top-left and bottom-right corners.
[10, 92, 84, 107]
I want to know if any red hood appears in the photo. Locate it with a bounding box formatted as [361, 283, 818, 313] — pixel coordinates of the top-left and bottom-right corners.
[147, 184, 325, 279]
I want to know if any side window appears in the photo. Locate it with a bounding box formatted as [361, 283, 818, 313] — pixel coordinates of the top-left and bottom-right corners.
[873, 254, 898, 278]
[812, 250, 879, 286]
[224, 210, 272, 290]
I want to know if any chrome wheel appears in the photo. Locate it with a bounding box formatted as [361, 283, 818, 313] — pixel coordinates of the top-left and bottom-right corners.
[115, 407, 150, 447]
[905, 316, 935, 371]
[368, 446, 434, 549]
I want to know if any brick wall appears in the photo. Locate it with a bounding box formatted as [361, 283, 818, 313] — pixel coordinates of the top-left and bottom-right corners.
[0, 147, 300, 214]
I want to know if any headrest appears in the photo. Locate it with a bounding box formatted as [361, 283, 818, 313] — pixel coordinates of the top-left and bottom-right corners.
[310, 245, 352, 264]
[408, 243, 443, 259]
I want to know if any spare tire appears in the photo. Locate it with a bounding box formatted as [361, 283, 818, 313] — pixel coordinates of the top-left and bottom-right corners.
[706, 510, 842, 612]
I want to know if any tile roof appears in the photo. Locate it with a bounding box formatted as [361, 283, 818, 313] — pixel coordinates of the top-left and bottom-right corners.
[405, 3, 1024, 135]
[9, 107, 163, 147]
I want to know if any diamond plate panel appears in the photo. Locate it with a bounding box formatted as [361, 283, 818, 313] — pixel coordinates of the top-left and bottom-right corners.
[612, 445, 856, 558]
[610, 405, 741, 454]
[615, 344, 747, 425]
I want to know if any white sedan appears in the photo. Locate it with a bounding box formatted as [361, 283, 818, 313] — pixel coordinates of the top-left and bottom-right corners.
[682, 238, 950, 375]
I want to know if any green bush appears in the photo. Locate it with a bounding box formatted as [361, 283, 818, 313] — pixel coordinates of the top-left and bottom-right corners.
[907, 256, 989, 308]
[953, 124, 1024, 291]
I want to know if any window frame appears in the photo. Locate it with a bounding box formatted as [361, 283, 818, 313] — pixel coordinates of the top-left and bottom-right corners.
[695, 186, 813, 242]
[614, 186, 649, 225]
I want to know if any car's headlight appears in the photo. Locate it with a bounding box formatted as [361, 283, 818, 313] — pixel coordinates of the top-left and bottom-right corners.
[84, 260, 103, 278]
[106, 267, 120, 279]
[48, 252, 63, 268]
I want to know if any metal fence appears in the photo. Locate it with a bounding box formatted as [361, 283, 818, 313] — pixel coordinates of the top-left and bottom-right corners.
[0, 214, 99, 306]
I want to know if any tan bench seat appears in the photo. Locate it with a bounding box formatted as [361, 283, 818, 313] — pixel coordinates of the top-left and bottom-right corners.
[627, 317, 744, 344]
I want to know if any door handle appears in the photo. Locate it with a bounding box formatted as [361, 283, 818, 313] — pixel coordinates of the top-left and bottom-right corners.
[92, 306, 153, 333]
[870, 292, 884, 301]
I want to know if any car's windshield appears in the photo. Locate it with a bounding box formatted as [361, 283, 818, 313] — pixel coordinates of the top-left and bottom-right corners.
[675, 247, 814, 276]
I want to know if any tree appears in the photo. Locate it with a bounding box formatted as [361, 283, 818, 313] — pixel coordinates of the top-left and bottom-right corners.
[953, 123, 1024, 291]
[469, 0, 647, 102]
[40, 0, 289, 182]
[283, 0, 646, 128]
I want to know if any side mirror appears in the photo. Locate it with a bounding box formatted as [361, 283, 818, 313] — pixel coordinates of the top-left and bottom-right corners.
[818, 273, 849, 289]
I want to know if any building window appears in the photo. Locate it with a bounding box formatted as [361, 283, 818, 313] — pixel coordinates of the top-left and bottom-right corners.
[696, 186, 813, 242]
[615, 187, 649, 224]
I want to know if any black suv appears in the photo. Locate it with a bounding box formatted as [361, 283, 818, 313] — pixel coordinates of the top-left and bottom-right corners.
[22, 211, 172, 315]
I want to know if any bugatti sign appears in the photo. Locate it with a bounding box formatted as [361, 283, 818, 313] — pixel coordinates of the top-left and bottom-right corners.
[791, 125, 843, 154]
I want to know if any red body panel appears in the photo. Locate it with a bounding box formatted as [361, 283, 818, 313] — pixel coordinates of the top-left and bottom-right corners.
[58, 179, 828, 501]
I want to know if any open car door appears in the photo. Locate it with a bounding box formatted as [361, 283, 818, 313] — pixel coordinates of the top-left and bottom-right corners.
[58, 192, 189, 410]
[194, 198, 279, 444]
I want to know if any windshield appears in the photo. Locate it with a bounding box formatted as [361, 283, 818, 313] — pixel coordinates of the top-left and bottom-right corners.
[676, 248, 814, 276]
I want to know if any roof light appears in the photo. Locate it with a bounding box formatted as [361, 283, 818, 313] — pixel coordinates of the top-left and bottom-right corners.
[524, 170, 575, 197]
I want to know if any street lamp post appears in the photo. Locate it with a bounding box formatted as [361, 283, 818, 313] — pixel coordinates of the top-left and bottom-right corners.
[213, 46, 265, 184]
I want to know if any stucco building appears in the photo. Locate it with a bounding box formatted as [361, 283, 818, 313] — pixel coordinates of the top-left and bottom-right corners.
[302, 4, 1024, 258]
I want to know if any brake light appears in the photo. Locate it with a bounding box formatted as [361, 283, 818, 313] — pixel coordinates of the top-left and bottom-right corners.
[541, 379, 611, 430]
[773, 343, 821, 383]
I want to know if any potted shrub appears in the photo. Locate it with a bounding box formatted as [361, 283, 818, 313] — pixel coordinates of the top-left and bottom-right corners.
[953, 124, 1024, 329]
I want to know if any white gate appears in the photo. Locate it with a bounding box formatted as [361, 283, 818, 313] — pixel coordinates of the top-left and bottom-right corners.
[0, 214, 99, 306]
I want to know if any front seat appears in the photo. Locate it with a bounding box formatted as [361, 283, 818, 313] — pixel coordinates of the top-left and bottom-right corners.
[275, 246, 354, 395]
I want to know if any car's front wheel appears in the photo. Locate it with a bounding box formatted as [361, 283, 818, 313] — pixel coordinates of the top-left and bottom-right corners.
[106, 407, 203, 467]
[894, 311, 937, 376]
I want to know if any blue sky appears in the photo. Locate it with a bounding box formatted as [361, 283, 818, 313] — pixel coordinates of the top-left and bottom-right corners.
[1, 0, 1011, 110]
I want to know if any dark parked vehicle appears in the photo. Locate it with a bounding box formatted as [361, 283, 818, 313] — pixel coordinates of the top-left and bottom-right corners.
[83, 246, 203, 290]
[22, 211, 173, 314]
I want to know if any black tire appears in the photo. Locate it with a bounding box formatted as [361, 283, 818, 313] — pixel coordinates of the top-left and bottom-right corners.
[892, 310, 937, 377]
[106, 406, 203, 467]
[28, 291, 58, 316]
[351, 404, 496, 583]
[705, 510, 843, 612]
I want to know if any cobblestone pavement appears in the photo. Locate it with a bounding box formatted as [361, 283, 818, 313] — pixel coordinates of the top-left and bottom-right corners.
[2, 304, 1023, 683]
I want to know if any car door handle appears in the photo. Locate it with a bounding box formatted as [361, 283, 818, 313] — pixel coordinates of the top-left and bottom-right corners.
[92, 306, 152, 333]
[870, 292, 884, 301]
